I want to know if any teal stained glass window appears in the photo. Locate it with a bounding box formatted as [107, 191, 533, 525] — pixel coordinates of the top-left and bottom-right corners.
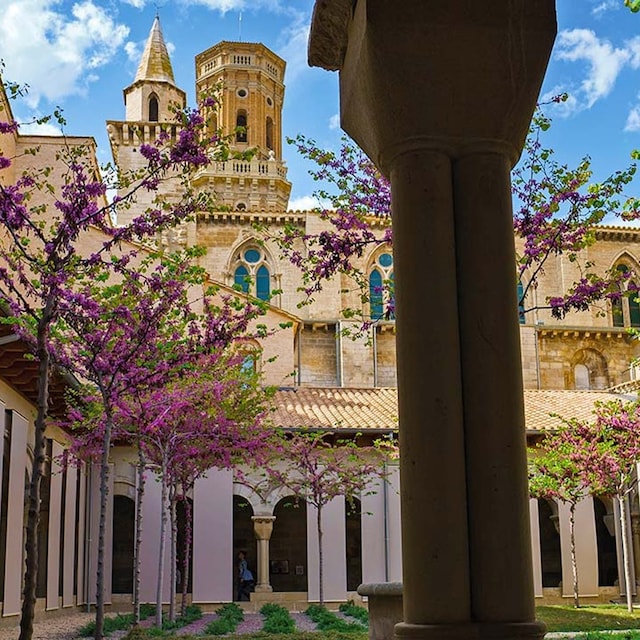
[369, 269, 383, 319]
[378, 253, 393, 268]
[256, 265, 270, 301]
[234, 265, 249, 293]
[517, 280, 525, 324]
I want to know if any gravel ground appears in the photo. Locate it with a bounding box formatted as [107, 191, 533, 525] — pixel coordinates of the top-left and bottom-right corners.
[0, 612, 95, 640]
[0, 609, 321, 639]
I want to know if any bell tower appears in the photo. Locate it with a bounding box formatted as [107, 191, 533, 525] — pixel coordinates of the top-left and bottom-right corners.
[106, 16, 188, 230]
[193, 41, 292, 212]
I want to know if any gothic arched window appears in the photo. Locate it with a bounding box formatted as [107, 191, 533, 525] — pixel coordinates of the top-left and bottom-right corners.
[232, 246, 272, 302]
[517, 280, 526, 324]
[611, 261, 640, 328]
[149, 94, 159, 122]
[368, 250, 394, 321]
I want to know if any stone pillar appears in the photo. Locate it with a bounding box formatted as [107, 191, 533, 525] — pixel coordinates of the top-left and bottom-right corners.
[308, 3, 556, 640]
[252, 516, 275, 592]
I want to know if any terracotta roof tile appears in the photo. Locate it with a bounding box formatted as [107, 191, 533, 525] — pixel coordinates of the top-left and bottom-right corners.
[270, 387, 626, 433]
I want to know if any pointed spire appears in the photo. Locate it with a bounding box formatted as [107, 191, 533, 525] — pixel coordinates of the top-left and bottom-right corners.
[134, 16, 176, 84]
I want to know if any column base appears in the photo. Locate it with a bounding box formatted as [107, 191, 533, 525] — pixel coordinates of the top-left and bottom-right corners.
[254, 585, 273, 593]
[395, 621, 546, 640]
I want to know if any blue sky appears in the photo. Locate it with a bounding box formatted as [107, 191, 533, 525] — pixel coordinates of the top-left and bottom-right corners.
[1, 0, 640, 210]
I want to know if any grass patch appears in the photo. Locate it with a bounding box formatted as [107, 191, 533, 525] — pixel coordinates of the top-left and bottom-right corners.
[261, 603, 296, 634]
[537, 605, 640, 633]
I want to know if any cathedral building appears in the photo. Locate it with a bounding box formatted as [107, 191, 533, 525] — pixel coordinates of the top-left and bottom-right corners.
[1, 15, 640, 620]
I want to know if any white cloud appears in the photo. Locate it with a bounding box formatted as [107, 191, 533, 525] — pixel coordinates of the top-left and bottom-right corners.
[592, 0, 618, 15]
[0, 0, 129, 108]
[539, 86, 580, 117]
[277, 18, 310, 83]
[288, 195, 319, 211]
[625, 106, 640, 132]
[328, 114, 340, 130]
[125, 40, 142, 63]
[555, 29, 630, 109]
[626, 35, 640, 68]
[18, 120, 63, 135]
[121, 0, 146, 8]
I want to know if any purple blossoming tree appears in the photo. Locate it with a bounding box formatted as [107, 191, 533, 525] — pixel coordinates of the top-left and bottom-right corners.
[529, 426, 591, 607]
[0, 79, 224, 640]
[276, 100, 639, 326]
[263, 431, 388, 605]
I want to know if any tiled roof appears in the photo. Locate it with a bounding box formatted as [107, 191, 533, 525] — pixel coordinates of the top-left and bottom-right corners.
[270, 387, 626, 433]
[523, 389, 620, 433]
[271, 387, 398, 431]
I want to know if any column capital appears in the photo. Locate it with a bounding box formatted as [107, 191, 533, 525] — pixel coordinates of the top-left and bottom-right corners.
[309, 0, 556, 174]
[252, 515, 276, 540]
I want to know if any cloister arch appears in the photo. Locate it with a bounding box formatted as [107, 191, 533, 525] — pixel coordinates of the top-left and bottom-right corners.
[270, 496, 307, 593]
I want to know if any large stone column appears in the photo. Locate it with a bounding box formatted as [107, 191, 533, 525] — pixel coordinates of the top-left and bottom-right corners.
[252, 516, 275, 593]
[308, 2, 556, 640]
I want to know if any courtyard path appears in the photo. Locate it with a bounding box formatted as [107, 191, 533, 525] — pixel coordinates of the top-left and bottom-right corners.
[0, 610, 320, 639]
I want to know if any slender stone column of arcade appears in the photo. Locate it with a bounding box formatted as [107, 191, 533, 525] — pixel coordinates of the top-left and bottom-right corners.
[308, 2, 556, 640]
[252, 516, 275, 593]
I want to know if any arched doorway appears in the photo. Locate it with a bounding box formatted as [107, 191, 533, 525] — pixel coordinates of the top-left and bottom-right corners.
[594, 497, 618, 587]
[270, 496, 307, 592]
[112, 495, 135, 593]
[233, 495, 256, 601]
[345, 498, 362, 592]
[537, 498, 561, 588]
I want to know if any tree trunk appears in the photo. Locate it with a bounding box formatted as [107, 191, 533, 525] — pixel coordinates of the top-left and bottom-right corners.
[317, 506, 324, 606]
[619, 494, 635, 612]
[169, 486, 177, 622]
[180, 488, 192, 617]
[18, 316, 51, 640]
[94, 397, 114, 640]
[133, 449, 146, 624]
[156, 457, 168, 628]
[569, 503, 580, 608]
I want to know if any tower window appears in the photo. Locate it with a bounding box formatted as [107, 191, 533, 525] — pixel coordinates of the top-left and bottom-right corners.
[149, 95, 159, 122]
[236, 110, 248, 143]
[237, 88, 248, 98]
[266, 117, 274, 150]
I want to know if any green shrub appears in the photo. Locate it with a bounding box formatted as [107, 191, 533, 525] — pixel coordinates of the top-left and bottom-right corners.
[79, 612, 136, 636]
[260, 603, 296, 634]
[205, 602, 245, 635]
[305, 605, 365, 633]
[338, 601, 368, 626]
